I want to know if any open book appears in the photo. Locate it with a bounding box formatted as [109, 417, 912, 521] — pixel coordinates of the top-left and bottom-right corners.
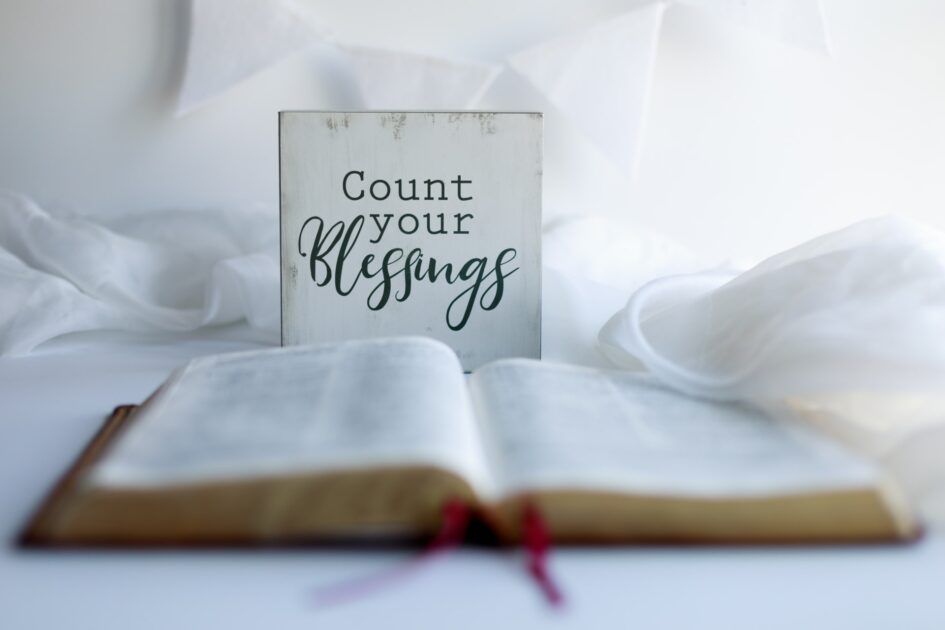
[24, 337, 918, 545]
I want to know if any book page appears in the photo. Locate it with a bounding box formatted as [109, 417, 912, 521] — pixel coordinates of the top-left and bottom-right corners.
[468, 360, 879, 499]
[91, 337, 492, 492]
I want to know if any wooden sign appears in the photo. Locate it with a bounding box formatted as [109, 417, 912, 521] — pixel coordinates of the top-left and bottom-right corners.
[279, 112, 542, 370]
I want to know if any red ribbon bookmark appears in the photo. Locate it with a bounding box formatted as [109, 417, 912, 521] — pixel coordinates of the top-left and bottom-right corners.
[313, 499, 565, 608]
[522, 502, 564, 607]
[314, 499, 470, 607]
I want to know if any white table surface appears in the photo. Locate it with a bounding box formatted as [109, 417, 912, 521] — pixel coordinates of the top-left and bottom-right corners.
[2, 328, 943, 630]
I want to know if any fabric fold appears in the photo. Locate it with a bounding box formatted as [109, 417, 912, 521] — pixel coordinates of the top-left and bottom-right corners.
[341, 45, 501, 110]
[599, 216, 945, 402]
[0, 191, 280, 355]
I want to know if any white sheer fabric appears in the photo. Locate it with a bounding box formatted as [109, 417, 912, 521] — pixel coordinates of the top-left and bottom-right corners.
[600, 216, 945, 401]
[0, 190, 699, 361]
[0, 190, 280, 355]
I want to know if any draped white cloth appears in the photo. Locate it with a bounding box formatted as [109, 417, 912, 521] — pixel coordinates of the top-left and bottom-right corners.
[600, 216, 945, 401]
[0, 190, 698, 361]
[177, 0, 830, 175]
[0, 191, 280, 355]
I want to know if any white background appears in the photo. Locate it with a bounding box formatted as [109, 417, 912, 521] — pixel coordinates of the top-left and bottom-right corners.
[1, 0, 943, 264]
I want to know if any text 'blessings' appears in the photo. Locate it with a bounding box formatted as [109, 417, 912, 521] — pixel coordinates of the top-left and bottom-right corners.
[296, 171, 519, 332]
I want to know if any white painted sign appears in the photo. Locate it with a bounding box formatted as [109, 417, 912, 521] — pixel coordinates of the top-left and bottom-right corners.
[279, 112, 542, 369]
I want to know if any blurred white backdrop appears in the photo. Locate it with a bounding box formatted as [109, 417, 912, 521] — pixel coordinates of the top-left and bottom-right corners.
[0, 0, 943, 264]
